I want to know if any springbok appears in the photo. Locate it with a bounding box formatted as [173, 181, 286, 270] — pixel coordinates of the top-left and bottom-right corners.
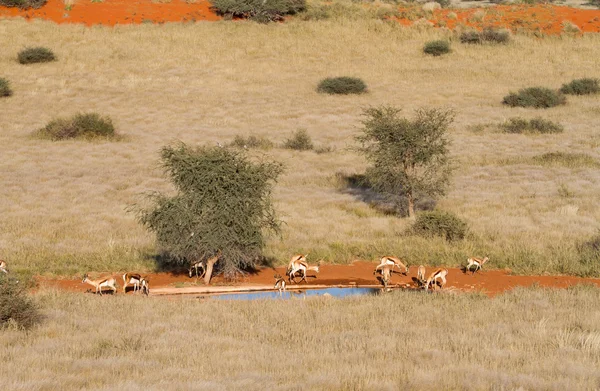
[0, 260, 8, 274]
[374, 264, 393, 289]
[377, 256, 409, 275]
[466, 257, 489, 275]
[188, 260, 206, 280]
[417, 265, 426, 285]
[122, 272, 146, 294]
[274, 274, 286, 295]
[425, 268, 448, 291]
[140, 277, 150, 296]
[82, 274, 117, 295]
[287, 254, 319, 284]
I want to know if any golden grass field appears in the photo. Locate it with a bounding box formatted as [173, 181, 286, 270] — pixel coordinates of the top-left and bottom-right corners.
[1, 286, 600, 390]
[1, 15, 600, 276]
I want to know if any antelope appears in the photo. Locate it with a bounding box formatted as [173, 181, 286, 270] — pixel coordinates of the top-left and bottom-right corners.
[417, 265, 426, 285]
[82, 274, 117, 295]
[140, 277, 150, 296]
[188, 260, 206, 280]
[425, 268, 448, 291]
[287, 254, 319, 284]
[274, 274, 286, 295]
[374, 264, 393, 289]
[122, 272, 146, 294]
[0, 260, 8, 274]
[466, 256, 489, 275]
[377, 256, 409, 276]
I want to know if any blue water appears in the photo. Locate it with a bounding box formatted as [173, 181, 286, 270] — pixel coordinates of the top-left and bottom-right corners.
[209, 287, 380, 300]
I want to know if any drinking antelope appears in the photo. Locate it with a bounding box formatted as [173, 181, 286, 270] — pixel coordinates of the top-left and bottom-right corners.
[140, 277, 150, 296]
[82, 274, 117, 295]
[425, 268, 448, 291]
[287, 254, 319, 284]
[0, 260, 8, 274]
[122, 272, 146, 294]
[377, 256, 409, 275]
[466, 257, 489, 275]
[374, 264, 393, 289]
[417, 265, 426, 285]
[274, 274, 286, 295]
[188, 260, 206, 280]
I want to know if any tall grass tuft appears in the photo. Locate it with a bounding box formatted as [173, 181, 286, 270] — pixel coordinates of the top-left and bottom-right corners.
[423, 40, 451, 56]
[283, 129, 314, 150]
[317, 76, 367, 95]
[210, 0, 306, 22]
[18, 47, 56, 64]
[500, 117, 563, 134]
[502, 87, 566, 108]
[0, 77, 12, 97]
[560, 78, 600, 95]
[35, 113, 117, 140]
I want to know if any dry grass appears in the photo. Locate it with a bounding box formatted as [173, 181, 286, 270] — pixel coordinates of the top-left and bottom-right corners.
[1, 17, 600, 276]
[1, 286, 599, 389]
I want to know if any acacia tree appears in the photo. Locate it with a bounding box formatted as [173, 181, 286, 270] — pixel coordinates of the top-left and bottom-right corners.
[356, 106, 454, 218]
[135, 143, 283, 283]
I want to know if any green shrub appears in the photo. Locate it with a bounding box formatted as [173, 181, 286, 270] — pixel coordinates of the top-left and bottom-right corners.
[560, 78, 600, 95]
[36, 113, 116, 140]
[423, 40, 451, 56]
[481, 27, 511, 43]
[502, 87, 566, 108]
[18, 47, 56, 64]
[500, 117, 563, 134]
[460, 31, 481, 44]
[283, 129, 314, 151]
[0, 77, 12, 97]
[317, 77, 367, 95]
[0, 0, 46, 9]
[210, 0, 306, 22]
[230, 135, 274, 149]
[0, 276, 43, 330]
[412, 210, 468, 241]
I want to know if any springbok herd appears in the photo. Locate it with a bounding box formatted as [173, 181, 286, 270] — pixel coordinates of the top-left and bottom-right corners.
[0, 255, 489, 296]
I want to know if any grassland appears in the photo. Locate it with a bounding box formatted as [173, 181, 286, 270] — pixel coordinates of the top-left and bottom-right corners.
[1, 16, 600, 277]
[1, 286, 599, 389]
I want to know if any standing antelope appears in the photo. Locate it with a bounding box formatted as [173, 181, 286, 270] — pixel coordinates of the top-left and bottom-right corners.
[188, 260, 206, 280]
[425, 268, 448, 291]
[287, 254, 319, 284]
[0, 260, 8, 274]
[274, 274, 286, 295]
[377, 256, 409, 275]
[374, 264, 393, 289]
[466, 257, 489, 275]
[140, 277, 150, 296]
[417, 265, 426, 285]
[82, 274, 117, 295]
[122, 272, 145, 294]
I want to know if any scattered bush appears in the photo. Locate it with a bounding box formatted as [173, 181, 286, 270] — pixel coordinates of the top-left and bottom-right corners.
[317, 77, 367, 95]
[481, 27, 511, 43]
[531, 152, 599, 168]
[459, 30, 481, 44]
[560, 78, 600, 95]
[0, 276, 43, 330]
[500, 117, 563, 134]
[578, 232, 600, 272]
[210, 0, 306, 22]
[283, 129, 313, 151]
[35, 113, 116, 140]
[412, 210, 468, 241]
[230, 135, 274, 149]
[0, 77, 12, 97]
[502, 87, 566, 108]
[0, 0, 46, 9]
[17, 47, 56, 64]
[423, 40, 451, 56]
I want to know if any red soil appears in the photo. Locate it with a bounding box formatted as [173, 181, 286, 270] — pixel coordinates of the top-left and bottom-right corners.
[37, 261, 600, 297]
[1, 1, 600, 35]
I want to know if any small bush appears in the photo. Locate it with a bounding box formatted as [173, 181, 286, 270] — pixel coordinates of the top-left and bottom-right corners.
[500, 117, 563, 134]
[36, 113, 116, 140]
[0, 77, 12, 97]
[210, 0, 306, 22]
[502, 87, 566, 108]
[460, 30, 481, 44]
[0, 276, 43, 330]
[317, 77, 367, 95]
[423, 40, 451, 56]
[560, 78, 600, 95]
[481, 27, 511, 43]
[412, 210, 468, 241]
[230, 135, 274, 149]
[0, 0, 46, 9]
[18, 47, 56, 64]
[283, 129, 313, 151]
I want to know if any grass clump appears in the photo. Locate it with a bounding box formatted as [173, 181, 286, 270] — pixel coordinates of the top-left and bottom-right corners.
[500, 117, 563, 134]
[230, 135, 274, 149]
[412, 210, 468, 241]
[18, 47, 56, 64]
[531, 152, 599, 168]
[423, 40, 451, 56]
[210, 0, 306, 22]
[317, 77, 367, 95]
[0, 276, 43, 330]
[0, 77, 12, 97]
[560, 78, 600, 95]
[0, 0, 46, 8]
[502, 87, 566, 108]
[460, 28, 510, 44]
[283, 129, 314, 151]
[35, 113, 116, 141]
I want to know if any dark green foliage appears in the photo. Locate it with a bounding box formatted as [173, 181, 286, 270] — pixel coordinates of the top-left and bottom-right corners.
[434, 0, 450, 7]
[0, 276, 43, 330]
[210, 0, 306, 22]
[501, 117, 563, 134]
[35, 113, 116, 140]
[0, 77, 12, 97]
[423, 40, 451, 56]
[502, 87, 566, 108]
[560, 78, 600, 95]
[0, 0, 46, 9]
[412, 210, 468, 241]
[317, 77, 367, 95]
[283, 129, 314, 151]
[134, 143, 283, 278]
[17, 47, 56, 64]
[230, 135, 274, 149]
[356, 106, 454, 218]
[461, 28, 510, 44]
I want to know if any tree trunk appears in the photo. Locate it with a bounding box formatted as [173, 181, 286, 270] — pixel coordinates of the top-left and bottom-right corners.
[203, 253, 220, 285]
[407, 191, 415, 219]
